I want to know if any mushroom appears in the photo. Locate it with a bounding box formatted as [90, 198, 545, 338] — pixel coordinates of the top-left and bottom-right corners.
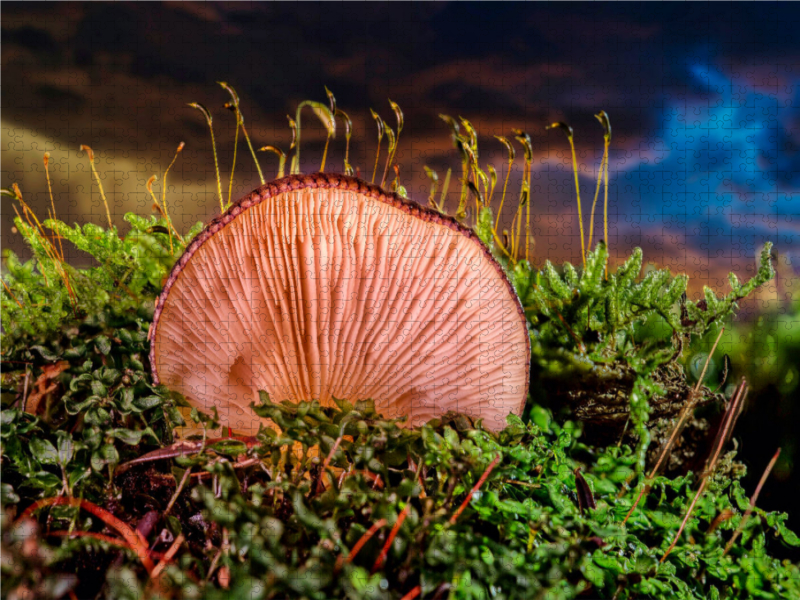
[149, 174, 530, 434]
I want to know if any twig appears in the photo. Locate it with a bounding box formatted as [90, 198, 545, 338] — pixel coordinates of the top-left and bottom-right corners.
[723, 447, 781, 556]
[164, 468, 192, 516]
[701, 381, 747, 476]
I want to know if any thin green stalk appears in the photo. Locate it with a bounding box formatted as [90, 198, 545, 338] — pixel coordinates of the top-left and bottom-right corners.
[161, 141, 186, 254]
[241, 123, 264, 185]
[79, 145, 113, 229]
[547, 122, 585, 267]
[291, 100, 335, 176]
[259, 146, 287, 179]
[370, 109, 385, 184]
[227, 117, 240, 207]
[513, 130, 533, 262]
[320, 135, 331, 173]
[587, 145, 608, 252]
[189, 103, 224, 213]
[603, 136, 611, 278]
[494, 136, 515, 231]
[336, 109, 353, 175]
[439, 168, 452, 212]
[380, 127, 396, 189]
[219, 82, 264, 185]
[486, 164, 497, 207]
[569, 137, 585, 266]
[424, 167, 439, 209]
[597, 111, 612, 277]
[381, 100, 404, 188]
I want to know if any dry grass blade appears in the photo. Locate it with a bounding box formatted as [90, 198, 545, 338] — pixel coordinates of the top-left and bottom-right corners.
[623, 326, 727, 525]
[164, 467, 193, 517]
[702, 380, 747, 476]
[660, 378, 748, 563]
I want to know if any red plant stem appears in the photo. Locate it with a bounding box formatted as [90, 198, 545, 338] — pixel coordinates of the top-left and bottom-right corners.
[340, 469, 384, 489]
[723, 448, 782, 556]
[372, 505, 411, 573]
[660, 477, 709, 563]
[450, 454, 502, 525]
[150, 534, 185, 582]
[18, 496, 155, 574]
[334, 518, 388, 573]
[400, 585, 422, 600]
[317, 435, 344, 494]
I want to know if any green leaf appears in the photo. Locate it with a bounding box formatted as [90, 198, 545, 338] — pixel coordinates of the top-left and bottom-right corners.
[30, 438, 58, 465]
[112, 428, 143, 445]
[56, 432, 75, 464]
[94, 336, 112, 355]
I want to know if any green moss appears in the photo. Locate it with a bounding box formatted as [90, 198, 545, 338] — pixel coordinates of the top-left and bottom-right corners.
[1, 92, 796, 599]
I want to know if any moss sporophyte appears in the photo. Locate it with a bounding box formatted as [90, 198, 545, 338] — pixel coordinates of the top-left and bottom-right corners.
[2, 86, 797, 600]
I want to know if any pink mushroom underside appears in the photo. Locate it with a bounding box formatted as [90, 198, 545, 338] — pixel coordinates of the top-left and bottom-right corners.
[153, 186, 529, 433]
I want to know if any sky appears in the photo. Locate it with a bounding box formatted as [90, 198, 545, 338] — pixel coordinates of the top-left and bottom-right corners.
[2, 1, 800, 299]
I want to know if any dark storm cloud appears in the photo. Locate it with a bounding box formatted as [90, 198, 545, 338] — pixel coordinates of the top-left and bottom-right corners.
[3, 1, 800, 291]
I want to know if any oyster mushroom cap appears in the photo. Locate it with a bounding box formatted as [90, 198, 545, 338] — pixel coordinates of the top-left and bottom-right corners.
[149, 173, 530, 434]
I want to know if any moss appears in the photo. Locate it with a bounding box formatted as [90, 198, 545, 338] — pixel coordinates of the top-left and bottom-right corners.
[2, 89, 797, 599]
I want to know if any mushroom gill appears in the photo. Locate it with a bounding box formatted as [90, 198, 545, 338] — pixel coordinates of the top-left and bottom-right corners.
[149, 174, 530, 434]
